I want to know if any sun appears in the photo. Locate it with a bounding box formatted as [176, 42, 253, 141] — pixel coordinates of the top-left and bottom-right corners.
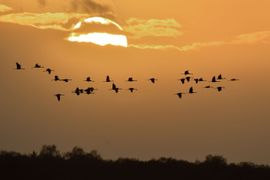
[67, 17, 128, 47]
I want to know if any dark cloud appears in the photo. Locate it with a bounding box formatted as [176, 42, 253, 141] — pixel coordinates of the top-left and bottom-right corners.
[71, 0, 111, 14]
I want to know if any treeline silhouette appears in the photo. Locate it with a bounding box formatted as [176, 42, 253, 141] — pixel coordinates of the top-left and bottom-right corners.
[0, 145, 269, 180]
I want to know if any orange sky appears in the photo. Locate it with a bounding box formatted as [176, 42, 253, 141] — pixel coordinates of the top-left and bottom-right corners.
[0, 0, 270, 164]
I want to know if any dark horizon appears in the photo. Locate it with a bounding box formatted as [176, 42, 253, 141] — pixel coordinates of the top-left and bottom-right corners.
[1, 145, 270, 180]
[3, 145, 269, 166]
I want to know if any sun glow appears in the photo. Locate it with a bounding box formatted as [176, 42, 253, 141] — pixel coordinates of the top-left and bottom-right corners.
[68, 32, 128, 47]
[68, 17, 128, 47]
[73, 17, 123, 31]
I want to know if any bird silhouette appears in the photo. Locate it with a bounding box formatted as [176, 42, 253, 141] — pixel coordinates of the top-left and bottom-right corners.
[189, 87, 196, 94]
[194, 78, 200, 84]
[128, 88, 138, 93]
[127, 77, 137, 82]
[85, 77, 94, 82]
[199, 78, 206, 82]
[216, 86, 225, 92]
[33, 64, 44, 69]
[55, 94, 64, 102]
[194, 77, 206, 83]
[178, 78, 186, 84]
[105, 75, 113, 82]
[186, 76, 192, 82]
[176, 92, 186, 99]
[53, 76, 61, 81]
[112, 83, 117, 90]
[230, 78, 240, 81]
[182, 70, 193, 76]
[217, 74, 225, 80]
[73, 88, 83, 96]
[61, 78, 72, 83]
[211, 76, 220, 83]
[204, 85, 214, 89]
[44, 68, 54, 74]
[15, 62, 24, 70]
[85, 87, 96, 95]
[113, 88, 121, 93]
[149, 78, 158, 84]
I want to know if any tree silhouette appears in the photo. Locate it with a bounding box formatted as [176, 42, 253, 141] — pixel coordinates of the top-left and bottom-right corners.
[204, 155, 227, 166]
[0, 145, 269, 180]
[39, 145, 60, 159]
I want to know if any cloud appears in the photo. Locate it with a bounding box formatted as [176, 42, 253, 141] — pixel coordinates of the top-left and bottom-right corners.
[129, 41, 225, 52]
[231, 31, 270, 45]
[129, 31, 270, 52]
[128, 44, 183, 51]
[124, 18, 182, 39]
[177, 41, 226, 51]
[0, 4, 13, 13]
[0, 1, 116, 30]
[0, 12, 89, 31]
[71, 0, 112, 15]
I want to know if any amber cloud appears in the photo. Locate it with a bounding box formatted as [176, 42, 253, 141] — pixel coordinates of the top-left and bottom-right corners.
[124, 18, 182, 39]
[129, 31, 270, 52]
[0, 12, 89, 31]
[233, 31, 270, 44]
[0, 4, 12, 13]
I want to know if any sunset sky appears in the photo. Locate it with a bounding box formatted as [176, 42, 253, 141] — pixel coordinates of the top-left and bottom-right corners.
[0, 0, 270, 164]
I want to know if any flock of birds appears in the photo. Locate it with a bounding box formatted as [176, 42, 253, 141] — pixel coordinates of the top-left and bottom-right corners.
[15, 62, 239, 102]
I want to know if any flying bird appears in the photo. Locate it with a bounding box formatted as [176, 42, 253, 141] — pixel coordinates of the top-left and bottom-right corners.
[73, 88, 83, 96]
[182, 70, 193, 76]
[85, 77, 94, 82]
[113, 87, 121, 93]
[189, 87, 196, 94]
[199, 78, 206, 82]
[179, 78, 186, 84]
[33, 64, 44, 69]
[186, 76, 192, 82]
[61, 78, 72, 83]
[85, 87, 96, 95]
[204, 85, 214, 89]
[15, 62, 24, 70]
[55, 94, 64, 102]
[230, 78, 240, 81]
[211, 76, 220, 83]
[44, 68, 54, 74]
[194, 77, 206, 83]
[128, 88, 138, 93]
[112, 83, 117, 90]
[194, 78, 200, 84]
[127, 77, 137, 82]
[176, 92, 186, 99]
[149, 78, 158, 84]
[105, 75, 113, 82]
[53, 76, 61, 81]
[216, 86, 225, 92]
[217, 74, 225, 80]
